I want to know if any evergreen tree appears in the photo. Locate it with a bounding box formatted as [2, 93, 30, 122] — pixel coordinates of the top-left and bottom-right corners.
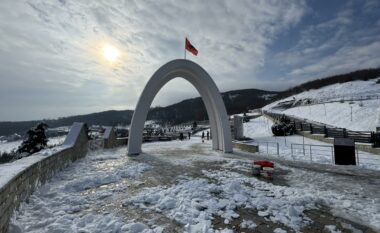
[17, 122, 48, 156]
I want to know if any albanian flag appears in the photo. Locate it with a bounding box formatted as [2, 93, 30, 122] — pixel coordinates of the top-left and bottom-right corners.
[185, 38, 198, 56]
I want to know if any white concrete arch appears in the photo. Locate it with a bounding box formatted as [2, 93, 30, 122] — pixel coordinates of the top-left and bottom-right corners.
[127, 59, 232, 155]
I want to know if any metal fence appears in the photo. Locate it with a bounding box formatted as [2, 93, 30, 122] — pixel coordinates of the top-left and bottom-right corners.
[251, 141, 280, 156]
[264, 111, 379, 147]
[313, 95, 380, 105]
[250, 141, 380, 167]
[290, 143, 335, 163]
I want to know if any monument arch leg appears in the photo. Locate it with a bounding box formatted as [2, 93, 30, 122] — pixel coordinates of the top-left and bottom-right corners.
[127, 59, 232, 155]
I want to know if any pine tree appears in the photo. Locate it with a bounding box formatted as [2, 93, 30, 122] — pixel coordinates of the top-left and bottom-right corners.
[17, 122, 48, 156]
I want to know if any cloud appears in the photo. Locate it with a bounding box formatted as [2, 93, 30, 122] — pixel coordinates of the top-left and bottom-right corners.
[0, 0, 306, 120]
[288, 41, 380, 77]
[272, 0, 380, 82]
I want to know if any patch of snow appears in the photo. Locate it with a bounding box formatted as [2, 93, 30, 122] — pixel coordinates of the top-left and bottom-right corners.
[325, 225, 342, 233]
[273, 228, 287, 233]
[240, 219, 257, 229]
[126, 170, 316, 231]
[260, 93, 277, 100]
[10, 214, 160, 233]
[340, 222, 363, 233]
[0, 140, 22, 153]
[47, 135, 67, 146]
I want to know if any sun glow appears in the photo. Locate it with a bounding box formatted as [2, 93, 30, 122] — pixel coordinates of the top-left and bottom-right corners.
[102, 44, 120, 62]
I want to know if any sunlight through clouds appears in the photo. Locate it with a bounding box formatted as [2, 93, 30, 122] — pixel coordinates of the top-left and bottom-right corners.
[0, 0, 378, 121]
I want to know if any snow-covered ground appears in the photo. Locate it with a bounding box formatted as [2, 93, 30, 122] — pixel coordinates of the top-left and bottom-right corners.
[9, 147, 157, 233]
[244, 116, 380, 170]
[9, 138, 380, 232]
[263, 78, 380, 131]
[280, 100, 378, 131]
[0, 135, 67, 154]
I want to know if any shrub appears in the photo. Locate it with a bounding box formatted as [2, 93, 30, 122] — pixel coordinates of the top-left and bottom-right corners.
[0, 150, 17, 164]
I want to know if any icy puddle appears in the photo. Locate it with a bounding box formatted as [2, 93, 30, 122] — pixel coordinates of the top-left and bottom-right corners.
[9, 139, 380, 233]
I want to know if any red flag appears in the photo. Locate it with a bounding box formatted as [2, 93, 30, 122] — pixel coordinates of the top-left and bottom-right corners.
[185, 38, 198, 56]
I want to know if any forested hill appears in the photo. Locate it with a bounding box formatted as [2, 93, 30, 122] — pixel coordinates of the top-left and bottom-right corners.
[147, 88, 277, 124]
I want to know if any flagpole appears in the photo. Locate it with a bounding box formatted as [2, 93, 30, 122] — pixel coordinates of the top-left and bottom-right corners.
[184, 38, 186, 60]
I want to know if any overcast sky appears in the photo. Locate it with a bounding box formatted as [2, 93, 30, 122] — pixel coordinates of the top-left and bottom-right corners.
[0, 0, 379, 121]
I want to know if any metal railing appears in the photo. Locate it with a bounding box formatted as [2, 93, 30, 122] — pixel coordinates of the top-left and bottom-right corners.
[289, 143, 380, 167]
[291, 143, 335, 163]
[264, 111, 379, 146]
[251, 141, 279, 155]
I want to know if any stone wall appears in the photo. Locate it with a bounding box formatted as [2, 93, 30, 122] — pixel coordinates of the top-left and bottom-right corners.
[91, 126, 128, 150]
[233, 142, 259, 153]
[0, 122, 88, 233]
[103, 126, 118, 149]
[232, 115, 244, 140]
[116, 137, 128, 147]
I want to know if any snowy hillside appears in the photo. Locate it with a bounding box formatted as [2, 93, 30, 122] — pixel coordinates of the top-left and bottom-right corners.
[0, 135, 67, 154]
[263, 78, 380, 131]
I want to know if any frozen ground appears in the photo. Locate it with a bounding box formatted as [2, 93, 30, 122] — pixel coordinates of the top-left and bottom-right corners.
[9, 137, 380, 233]
[0, 135, 67, 154]
[263, 78, 380, 131]
[244, 116, 380, 171]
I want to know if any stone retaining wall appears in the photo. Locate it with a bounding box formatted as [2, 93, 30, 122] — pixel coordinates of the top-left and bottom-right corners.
[0, 122, 88, 233]
[116, 137, 128, 147]
[233, 142, 259, 153]
[103, 126, 117, 149]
